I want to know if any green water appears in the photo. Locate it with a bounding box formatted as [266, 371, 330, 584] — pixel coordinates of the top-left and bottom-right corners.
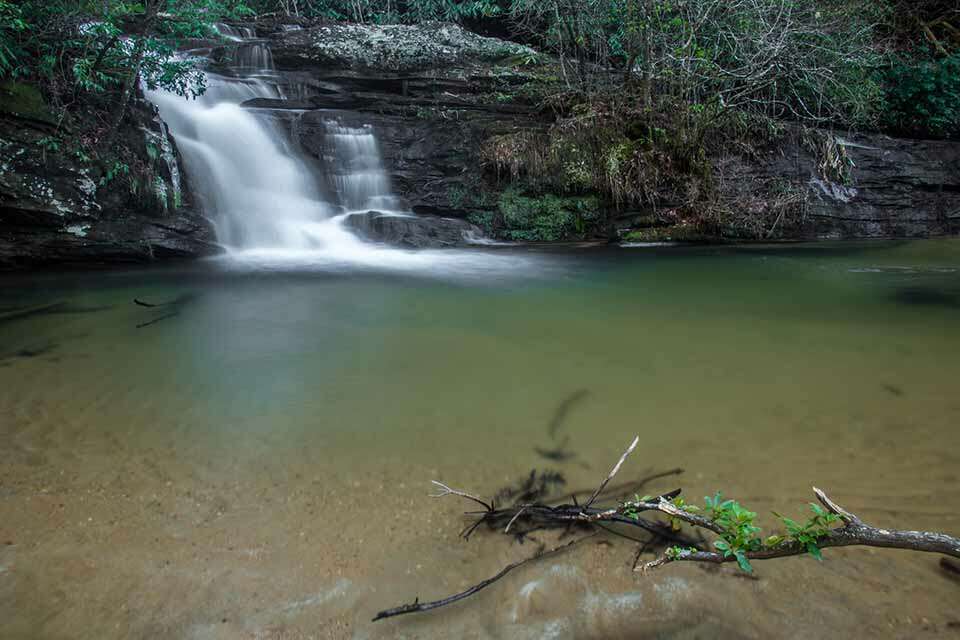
[1, 240, 959, 639]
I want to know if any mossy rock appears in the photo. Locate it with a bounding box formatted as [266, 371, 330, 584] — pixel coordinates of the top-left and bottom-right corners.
[0, 81, 56, 124]
[621, 225, 711, 243]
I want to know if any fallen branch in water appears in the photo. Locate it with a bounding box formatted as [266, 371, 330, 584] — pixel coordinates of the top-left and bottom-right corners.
[374, 435, 960, 621]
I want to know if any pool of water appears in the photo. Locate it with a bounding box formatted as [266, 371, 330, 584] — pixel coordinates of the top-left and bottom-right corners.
[2, 240, 959, 639]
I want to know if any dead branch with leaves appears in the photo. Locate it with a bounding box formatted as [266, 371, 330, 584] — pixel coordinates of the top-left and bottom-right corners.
[374, 435, 960, 621]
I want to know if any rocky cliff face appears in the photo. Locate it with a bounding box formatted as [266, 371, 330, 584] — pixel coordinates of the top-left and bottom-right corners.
[724, 129, 960, 239]
[261, 22, 960, 242]
[256, 22, 547, 220]
[1, 22, 957, 268]
[0, 82, 218, 269]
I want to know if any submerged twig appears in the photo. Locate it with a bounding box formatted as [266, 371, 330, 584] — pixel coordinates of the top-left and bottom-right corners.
[547, 389, 590, 439]
[534, 435, 577, 462]
[0, 301, 66, 325]
[430, 481, 493, 512]
[133, 293, 196, 308]
[136, 312, 179, 329]
[133, 293, 197, 328]
[372, 535, 594, 622]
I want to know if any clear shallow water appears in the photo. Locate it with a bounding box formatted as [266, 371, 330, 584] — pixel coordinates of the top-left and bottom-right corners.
[1, 240, 960, 639]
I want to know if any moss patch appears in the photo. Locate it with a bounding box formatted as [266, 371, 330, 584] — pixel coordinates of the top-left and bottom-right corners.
[0, 80, 55, 124]
[621, 224, 710, 243]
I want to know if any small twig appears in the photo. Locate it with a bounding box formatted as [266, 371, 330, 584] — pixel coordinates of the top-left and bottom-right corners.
[561, 467, 684, 505]
[372, 534, 594, 621]
[813, 486, 861, 524]
[547, 389, 590, 439]
[632, 537, 652, 570]
[136, 312, 179, 329]
[504, 506, 529, 534]
[430, 480, 493, 512]
[583, 435, 639, 509]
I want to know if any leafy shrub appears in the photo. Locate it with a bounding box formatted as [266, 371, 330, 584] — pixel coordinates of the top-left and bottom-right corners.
[884, 55, 960, 139]
[0, 0, 26, 77]
[482, 98, 727, 210]
[496, 189, 600, 241]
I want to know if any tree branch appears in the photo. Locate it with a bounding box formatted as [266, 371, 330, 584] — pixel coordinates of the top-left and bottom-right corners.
[642, 489, 960, 571]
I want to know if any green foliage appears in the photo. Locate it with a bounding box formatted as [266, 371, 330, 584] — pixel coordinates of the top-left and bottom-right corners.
[703, 492, 763, 573]
[510, 0, 885, 127]
[496, 188, 600, 241]
[0, 0, 27, 77]
[773, 504, 841, 561]
[37, 135, 61, 162]
[99, 160, 130, 186]
[624, 492, 844, 573]
[483, 98, 724, 213]
[8, 0, 251, 118]
[249, 0, 500, 23]
[621, 223, 705, 244]
[884, 55, 960, 139]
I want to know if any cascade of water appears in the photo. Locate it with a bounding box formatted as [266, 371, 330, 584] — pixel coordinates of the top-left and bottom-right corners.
[144, 25, 405, 254]
[322, 121, 403, 213]
[213, 23, 257, 40]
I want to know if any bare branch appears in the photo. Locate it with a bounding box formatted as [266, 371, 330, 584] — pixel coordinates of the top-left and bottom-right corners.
[429, 481, 492, 512]
[582, 435, 639, 509]
[812, 486, 861, 525]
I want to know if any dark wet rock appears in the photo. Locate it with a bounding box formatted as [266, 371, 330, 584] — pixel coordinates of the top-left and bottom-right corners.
[724, 129, 960, 239]
[295, 94, 544, 219]
[272, 24, 959, 241]
[0, 84, 220, 268]
[341, 211, 482, 248]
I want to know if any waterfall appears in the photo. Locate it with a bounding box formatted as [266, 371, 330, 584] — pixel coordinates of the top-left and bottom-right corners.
[139, 24, 535, 277]
[212, 23, 257, 40]
[143, 26, 400, 254]
[322, 122, 403, 213]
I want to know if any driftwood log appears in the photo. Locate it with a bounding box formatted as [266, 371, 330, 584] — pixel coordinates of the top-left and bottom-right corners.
[374, 435, 960, 621]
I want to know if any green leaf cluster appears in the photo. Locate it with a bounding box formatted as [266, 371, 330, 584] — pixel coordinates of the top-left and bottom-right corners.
[773, 503, 841, 561]
[703, 492, 763, 573]
[628, 492, 844, 574]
